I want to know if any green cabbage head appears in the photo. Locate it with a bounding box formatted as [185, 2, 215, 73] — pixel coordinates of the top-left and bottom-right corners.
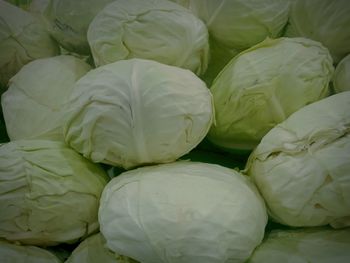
[208, 37, 334, 151]
[333, 54, 350, 93]
[64, 59, 214, 169]
[0, 0, 59, 88]
[0, 239, 61, 263]
[285, 0, 350, 64]
[66, 233, 138, 263]
[246, 92, 350, 228]
[1, 55, 91, 141]
[99, 161, 267, 263]
[247, 227, 350, 263]
[0, 140, 109, 246]
[87, 0, 209, 75]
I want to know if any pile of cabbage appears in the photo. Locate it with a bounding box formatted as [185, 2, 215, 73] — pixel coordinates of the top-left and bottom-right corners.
[0, 0, 349, 262]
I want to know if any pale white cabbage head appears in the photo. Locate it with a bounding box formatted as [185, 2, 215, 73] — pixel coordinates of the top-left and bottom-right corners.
[87, 0, 209, 75]
[247, 227, 350, 263]
[208, 37, 334, 151]
[285, 0, 350, 64]
[99, 161, 267, 263]
[246, 92, 350, 228]
[333, 54, 350, 93]
[188, 0, 290, 51]
[0, 239, 61, 263]
[64, 59, 214, 169]
[44, 0, 114, 54]
[66, 233, 138, 263]
[1, 55, 91, 141]
[0, 0, 59, 89]
[0, 140, 109, 246]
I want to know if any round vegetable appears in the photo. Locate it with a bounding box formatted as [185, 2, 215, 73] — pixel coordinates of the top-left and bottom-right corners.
[208, 37, 334, 151]
[285, 0, 350, 64]
[64, 59, 214, 169]
[0, 239, 61, 263]
[333, 54, 350, 93]
[246, 92, 350, 228]
[87, 0, 209, 75]
[188, 0, 290, 50]
[0, 140, 109, 246]
[0, 0, 59, 89]
[248, 227, 350, 263]
[1, 55, 91, 141]
[66, 233, 138, 263]
[99, 161, 267, 263]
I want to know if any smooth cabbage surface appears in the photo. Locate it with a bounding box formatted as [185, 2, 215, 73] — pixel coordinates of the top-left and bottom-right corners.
[99, 161, 267, 263]
[66, 233, 138, 263]
[87, 0, 209, 75]
[64, 59, 214, 169]
[208, 37, 334, 151]
[246, 92, 350, 228]
[0, 0, 59, 88]
[1, 55, 91, 141]
[247, 227, 350, 263]
[188, 0, 289, 50]
[285, 0, 350, 64]
[0, 140, 109, 245]
[333, 54, 350, 93]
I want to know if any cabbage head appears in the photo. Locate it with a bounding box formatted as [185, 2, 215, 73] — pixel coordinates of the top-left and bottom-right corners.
[44, 0, 113, 54]
[66, 233, 138, 263]
[87, 0, 209, 75]
[64, 59, 214, 169]
[99, 161, 267, 263]
[333, 54, 350, 93]
[285, 0, 350, 64]
[0, 140, 109, 246]
[1, 55, 91, 141]
[0, 239, 61, 263]
[246, 92, 350, 228]
[188, 0, 289, 51]
[208, 37, 334, 151]
[247, 227, 350, 263]
[0, 0, 59, 88]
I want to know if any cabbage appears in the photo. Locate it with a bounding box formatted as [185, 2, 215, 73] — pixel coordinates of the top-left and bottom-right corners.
[0, 0, 59, 88]
[1, 55, 91, 141]
[246, 92, 350, 228]
[208, 37, 334, 151]
[285, 0, 350, 64]
[188, 0, 290, 51]
[64, 59, 214, 169]
[0, 140, 109, 245]
[99, 161, 267, 263]
[44, 0, 114, 54]
[0, 239, 61, 263]
[333, 54, 350, 93]
[247, 227, 350, 263]
[66, 233, 138, 263]
[87, 0, 209, 75]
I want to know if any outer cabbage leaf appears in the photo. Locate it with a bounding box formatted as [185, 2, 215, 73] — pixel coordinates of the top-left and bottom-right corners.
[64, 59, 214, 169]
[333, 54, 350, 93]
[285, 0, 350, 64]
[0, 140, 109, 245]
[1, 55, 91, 141]
[188, 0, 289, 50]
[99, 161, 267, 263]
[0, 239, 61, 263]
[66, 233, 138, 263]
[246, 92, 350, 228]
[247, 227, 350, 263]
[0, 0, 59, 88]
[208, 37, 334, 151]
[87, 0, 209, 75]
